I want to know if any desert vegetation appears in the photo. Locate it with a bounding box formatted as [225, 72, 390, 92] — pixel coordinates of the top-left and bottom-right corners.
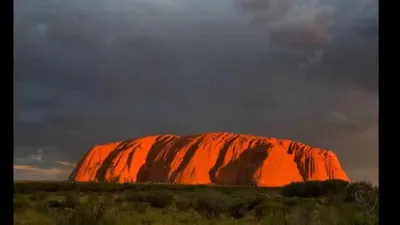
[14, 180, 378, 225]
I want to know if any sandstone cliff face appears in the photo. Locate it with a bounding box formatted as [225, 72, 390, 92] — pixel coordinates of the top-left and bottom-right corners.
[69, 132, 349, 187]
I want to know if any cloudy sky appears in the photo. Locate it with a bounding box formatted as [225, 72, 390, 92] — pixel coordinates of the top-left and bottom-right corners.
[14, 0, 378, 184]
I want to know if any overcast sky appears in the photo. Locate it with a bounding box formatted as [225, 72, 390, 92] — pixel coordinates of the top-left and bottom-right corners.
[14, 0, 378, 184]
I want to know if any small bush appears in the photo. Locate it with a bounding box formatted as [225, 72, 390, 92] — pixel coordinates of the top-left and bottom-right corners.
[48, 195, 117, 225]
[192, 198, 225, 219]
[228, 200, 249, 219]
[64, 193, 80, 208]
[45, 193, 80, 210]
[190, 192, 231, 220]
[278, 197, 302, 207]
[131, 202, 150, 213]
[281, 179, 349, 198]
[124, 190, 174, 208]
[228, 195, 266, 219]
[47, 200, 69, 209]
[28, 192, 48, 202]
[145, 191, 174, 208]
[14, 195, 31, 212]
[344, 181, 378, 212]
[124, 191, 145, 202]
[253, 200, 287, 221]
[175, 198, 193, 212]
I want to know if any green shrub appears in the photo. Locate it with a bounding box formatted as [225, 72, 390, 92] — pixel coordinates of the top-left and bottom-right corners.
[344, 181, 377, 202]
[277, 197, 302, 207]
[28, 192, 48, 202]
[46, 200, 69, 209]
[281, 179, 349, 198]
[47, 195, 117, 225]
[192, 197, 225, 219]
[64, 193, 80, 208]
[124, 190, 174, 208]
[14, 195, 31, 212]
[253, 200, 287, 220]
[228, 195, 266, 219]
[123, 191, 145, 202]
[51, 204, 105, 225]
[228, 200, 248, 219]
[144, 191, 174, 208]
[131, 202, 150, 213]
[175, 198, 193, 212]
[344, 181, 378, 213]
[45, 193, 80, 210]
[190, 192, 231, 219]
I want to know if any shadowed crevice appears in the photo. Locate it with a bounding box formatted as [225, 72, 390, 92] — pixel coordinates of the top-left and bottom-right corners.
[126, 151, 135, 170]
[95, 140, 134, 182]
[215, 142, 272, 186]
[208, 135, 239, 183]
[287, 142, 296, 155]
[136, 136, 180, 182]
[294, 151, 308, 182]
[168, 135, 206, 183]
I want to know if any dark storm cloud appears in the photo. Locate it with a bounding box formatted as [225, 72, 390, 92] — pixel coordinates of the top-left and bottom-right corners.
[14, 0, 378, 183]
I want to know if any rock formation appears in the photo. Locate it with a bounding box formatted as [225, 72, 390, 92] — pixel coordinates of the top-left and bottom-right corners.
[69, 132, 349, 187]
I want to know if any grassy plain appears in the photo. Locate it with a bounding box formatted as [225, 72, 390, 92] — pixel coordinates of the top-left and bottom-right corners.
[14, 180, 378, 225]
